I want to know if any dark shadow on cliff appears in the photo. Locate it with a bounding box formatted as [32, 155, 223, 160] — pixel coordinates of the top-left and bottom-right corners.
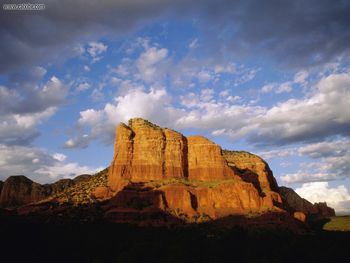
[231, 167, 265, 196]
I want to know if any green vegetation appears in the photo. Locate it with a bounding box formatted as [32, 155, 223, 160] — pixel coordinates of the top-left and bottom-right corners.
[150, 178, 239, 189]
[323, 216, 350, 231]
[52, 168, 108, 205]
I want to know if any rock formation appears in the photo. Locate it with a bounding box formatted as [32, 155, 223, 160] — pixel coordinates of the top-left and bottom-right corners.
[0, 176, 48, 207]
[279, 187, 335, 218]
[108, 118, 239, 189]
[0, 118, 335, 226]
[0, 173, 106, 208]
[313, 202, 336, 217]
[0, 180, 3, 196]
[106, 118, 283, 222]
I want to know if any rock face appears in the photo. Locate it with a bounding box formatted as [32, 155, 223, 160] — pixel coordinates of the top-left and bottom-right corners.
[0, 176, 48, 207]
[0, 175, 95, 208]
[0, 181, 3, 196]
[223, 150, 282, 208]
[223, 151, 279, 194]
[0, 118, 336, 225]
[279, 187, 335, 218]
[107, 118, 283, 222]
[108, 119, 239, 189]
[313, 202, 336, 217]
[187, 136, 236, 181]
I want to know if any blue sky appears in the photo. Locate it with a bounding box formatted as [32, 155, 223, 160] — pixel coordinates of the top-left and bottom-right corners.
[1, 0, 350, 214]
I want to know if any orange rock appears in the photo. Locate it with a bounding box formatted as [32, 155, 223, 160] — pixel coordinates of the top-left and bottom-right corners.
[223, 150, 278, 193]
[163, 129, 187, 178]
[161, 184, 197, 216]
[293, 211, 306, 222]
[223, 150, 282, 208]
[187, 136, 236, 181]
[108, 123, 134, 189]
[129, 118, 165, 181]
[106, 118, 285, 222]
[93, 186, 110, 199]
[193, 181, 262, 218]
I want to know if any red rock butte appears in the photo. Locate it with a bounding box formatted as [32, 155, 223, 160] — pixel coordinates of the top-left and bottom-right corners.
[0, 118, 335, 225]
[107, 118, 284, 221]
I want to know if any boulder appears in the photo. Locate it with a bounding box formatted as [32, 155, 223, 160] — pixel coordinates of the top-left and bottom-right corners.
[293, 211, 306, 222]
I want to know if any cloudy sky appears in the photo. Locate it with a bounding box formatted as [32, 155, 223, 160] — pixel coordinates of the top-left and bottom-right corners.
[1, 0, 350, 214]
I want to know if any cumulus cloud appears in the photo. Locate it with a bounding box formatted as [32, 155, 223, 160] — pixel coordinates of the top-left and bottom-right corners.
[250, 72, 350, 145]
[64, 134, 90, 149]
[66, 86, 184, 148]
[295, 182, 350, 215]
[0, 144, 102, 183]
[68, 65, 350, 153]
[0, 75, 67, 115]
[298, 139, 350, 159]
[0, 76, 67, 146]
[275, 137, 350, 184]
[281, 172, 337, 184]
[136, 46, 169, 82]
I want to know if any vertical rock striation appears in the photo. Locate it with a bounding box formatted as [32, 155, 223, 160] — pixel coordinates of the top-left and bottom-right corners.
[187, 136, 236, 181]
[107, 118, 285, 221]
[108, 118, 239, 190]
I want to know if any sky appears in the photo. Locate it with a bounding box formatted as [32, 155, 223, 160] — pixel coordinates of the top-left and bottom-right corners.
[0, 0, 350, 214]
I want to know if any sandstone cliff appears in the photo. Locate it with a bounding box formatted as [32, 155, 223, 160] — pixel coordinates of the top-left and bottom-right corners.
[106, 118, 283, 222]
[0, 118, 335, 225]
[108, 118, 239, 190]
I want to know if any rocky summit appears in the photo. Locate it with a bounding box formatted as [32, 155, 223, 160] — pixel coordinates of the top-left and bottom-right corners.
[0, 118, 335, 226]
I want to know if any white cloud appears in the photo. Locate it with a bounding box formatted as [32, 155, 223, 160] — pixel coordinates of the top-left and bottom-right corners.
[281, 172, 337, 184]
[66, 86, 184, 148]
[87, 41, 108, 63]
[53, 153, 67, 162]
[294, 70, 309, 84]
[251, 72, 350, 145]
[0, 144, 102, 183]
[76, 82, 91, 92]
[64, 134, 90, 149]
[261, 81, 292, 94]
[0, 76, 67, 146]
[136, 46, 168, 82]
[298, 139, 350, 158]
[295, 182, 350, 215]
[36, 162, 101, 180]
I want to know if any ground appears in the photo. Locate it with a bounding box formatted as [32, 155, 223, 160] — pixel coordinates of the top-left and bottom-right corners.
[323, 216, 350, 231]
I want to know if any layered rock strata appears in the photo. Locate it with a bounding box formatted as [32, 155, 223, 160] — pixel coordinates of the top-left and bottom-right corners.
[107, 118, 283, 221]
[108, 119, 239, 189]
